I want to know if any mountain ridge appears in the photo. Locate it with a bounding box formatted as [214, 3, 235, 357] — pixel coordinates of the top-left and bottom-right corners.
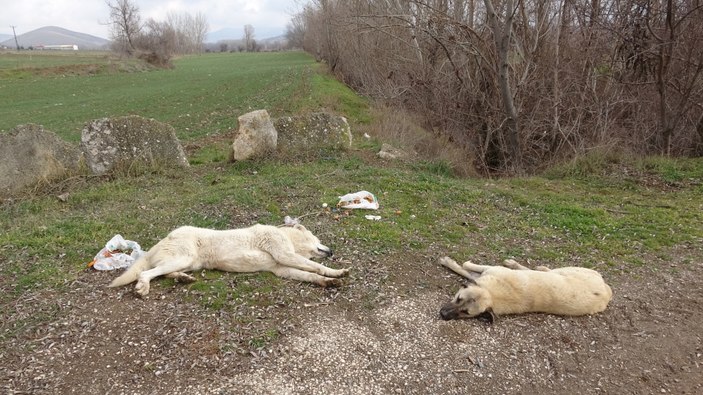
[0, 26, 109, 50]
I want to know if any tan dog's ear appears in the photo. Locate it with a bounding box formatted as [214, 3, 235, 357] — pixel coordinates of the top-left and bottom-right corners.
[461, 277, 478, 287]
[476, 308, 496, 324]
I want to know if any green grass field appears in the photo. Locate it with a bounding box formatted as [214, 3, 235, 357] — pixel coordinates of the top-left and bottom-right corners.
[0, 50, 702, 326]
[0, 51, 367, 141]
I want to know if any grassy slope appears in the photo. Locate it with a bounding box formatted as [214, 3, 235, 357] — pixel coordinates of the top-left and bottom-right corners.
[0, 51, 702, 338]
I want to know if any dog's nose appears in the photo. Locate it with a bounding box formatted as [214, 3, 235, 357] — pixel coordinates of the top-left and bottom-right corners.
[439, 306, 456, 320]
[319, 247, 333, 257]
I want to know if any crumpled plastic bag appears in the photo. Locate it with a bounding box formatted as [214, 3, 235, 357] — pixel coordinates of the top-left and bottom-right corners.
[337, 190, 379, 210]
[283, 215, 300, 226]
[88, 234, 144, 271]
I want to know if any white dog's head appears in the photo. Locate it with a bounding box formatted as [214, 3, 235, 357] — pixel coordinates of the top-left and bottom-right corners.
[282, 224, 333, 259]
[439, 281, 495, 323]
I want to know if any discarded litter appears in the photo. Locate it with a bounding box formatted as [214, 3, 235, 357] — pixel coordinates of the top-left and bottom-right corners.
[337, 191, 379, 210]
[88, 234, 144, 271]
[283, 215, 300, 226]
[365, 215, 382, 221]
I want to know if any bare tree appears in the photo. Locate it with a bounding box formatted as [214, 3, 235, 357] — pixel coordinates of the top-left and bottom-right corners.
[136, 18, 177, 67]
[243, 24, 255, 52]
[649, 0, 703, 155]
[191, 12, 209, 53]
[292, 0, 703, 174]
[483, 0, 521, 171]
[107, 0, 141, 54]
[286, 11, 307, 48]
[166, 11, 209, 54]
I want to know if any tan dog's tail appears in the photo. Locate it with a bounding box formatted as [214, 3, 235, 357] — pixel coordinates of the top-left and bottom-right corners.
[108, 254, 151, 287]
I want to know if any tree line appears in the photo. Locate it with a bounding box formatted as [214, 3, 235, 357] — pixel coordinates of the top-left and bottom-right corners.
[288, 0, 703, 174]
[107, 0, 209, 66]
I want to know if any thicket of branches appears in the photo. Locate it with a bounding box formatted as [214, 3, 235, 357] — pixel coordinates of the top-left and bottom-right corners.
[291, 0, 703, 173]
[107, 0, 208, 67]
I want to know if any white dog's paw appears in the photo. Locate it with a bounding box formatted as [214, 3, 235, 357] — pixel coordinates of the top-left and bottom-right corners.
[171, 272, 197, 283]
[134, 280, 151, 297]
[321, 278, 343, 288]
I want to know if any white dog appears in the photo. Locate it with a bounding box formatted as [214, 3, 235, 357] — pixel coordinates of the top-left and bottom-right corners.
[109, 223, 349, 296]
[439, 257, 612, 322]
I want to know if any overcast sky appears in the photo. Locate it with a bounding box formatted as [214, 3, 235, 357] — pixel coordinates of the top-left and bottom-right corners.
[1, 0, 301, 39]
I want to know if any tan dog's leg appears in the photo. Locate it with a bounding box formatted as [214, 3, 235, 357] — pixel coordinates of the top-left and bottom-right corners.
[502, 259, 531, 270]
[502, 259, 551, 271]
[461, 261, 492, 273]
[439, 257, 480, 280]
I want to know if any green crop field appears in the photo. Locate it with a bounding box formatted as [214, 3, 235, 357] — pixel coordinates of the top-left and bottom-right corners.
[0, 51, 367, 142]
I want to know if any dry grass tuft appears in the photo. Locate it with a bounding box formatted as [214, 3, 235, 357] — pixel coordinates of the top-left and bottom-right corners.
[366, 105, 477, 177]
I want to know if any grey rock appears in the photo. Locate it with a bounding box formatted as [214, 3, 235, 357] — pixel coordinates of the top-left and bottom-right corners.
[0, 124, 81, 197]
[80, 116, 189, 175]
[274, 112, 352, 153]
[231, 110, 277, 161]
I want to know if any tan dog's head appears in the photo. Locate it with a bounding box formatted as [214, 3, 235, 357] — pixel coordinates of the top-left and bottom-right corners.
[282, 224, 333, 259]
[440, 281, 495, 323]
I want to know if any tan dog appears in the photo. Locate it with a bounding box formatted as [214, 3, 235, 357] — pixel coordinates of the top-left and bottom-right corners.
[439, 257, 612, 322]
[109, 223, 349, 296]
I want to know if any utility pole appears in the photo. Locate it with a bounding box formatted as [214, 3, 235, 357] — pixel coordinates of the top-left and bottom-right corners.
[10, 25, 20, 51]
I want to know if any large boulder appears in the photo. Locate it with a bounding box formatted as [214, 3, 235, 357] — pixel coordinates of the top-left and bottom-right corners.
[230, 110, 277, 161]
[0, 124, 81, 197]
[80, 116, 189, 175]
[377, 143, 411, 160]
[274, 112, 352, 153]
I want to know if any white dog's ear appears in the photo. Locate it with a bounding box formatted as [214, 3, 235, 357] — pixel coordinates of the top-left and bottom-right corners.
[283, 216, 300, 227]
[293, 223, 307, 231]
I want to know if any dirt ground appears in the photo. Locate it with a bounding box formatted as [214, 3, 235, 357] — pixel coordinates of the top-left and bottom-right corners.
[2, 239, 702, 395]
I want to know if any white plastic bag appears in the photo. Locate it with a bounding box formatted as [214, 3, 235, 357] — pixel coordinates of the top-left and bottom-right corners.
[337, 191, 379, 210]
[89, 234, 144, 271]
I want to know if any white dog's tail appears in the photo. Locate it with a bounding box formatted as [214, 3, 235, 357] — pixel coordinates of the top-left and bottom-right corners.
[108, 254, 151, 287]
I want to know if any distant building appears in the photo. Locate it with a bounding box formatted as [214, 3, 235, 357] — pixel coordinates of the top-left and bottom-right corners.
[36, 44, 79, 51]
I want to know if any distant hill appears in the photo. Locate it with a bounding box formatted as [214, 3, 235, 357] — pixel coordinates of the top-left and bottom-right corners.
[0, 26, 109, 50]
[0, 34, 12, 43]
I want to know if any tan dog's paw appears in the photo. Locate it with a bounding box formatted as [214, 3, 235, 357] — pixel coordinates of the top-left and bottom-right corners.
[438, 256, 457, 267]
[135, 280, 151, 297]
[502, 259, 522, 269]
[336, 268, 350, 278]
